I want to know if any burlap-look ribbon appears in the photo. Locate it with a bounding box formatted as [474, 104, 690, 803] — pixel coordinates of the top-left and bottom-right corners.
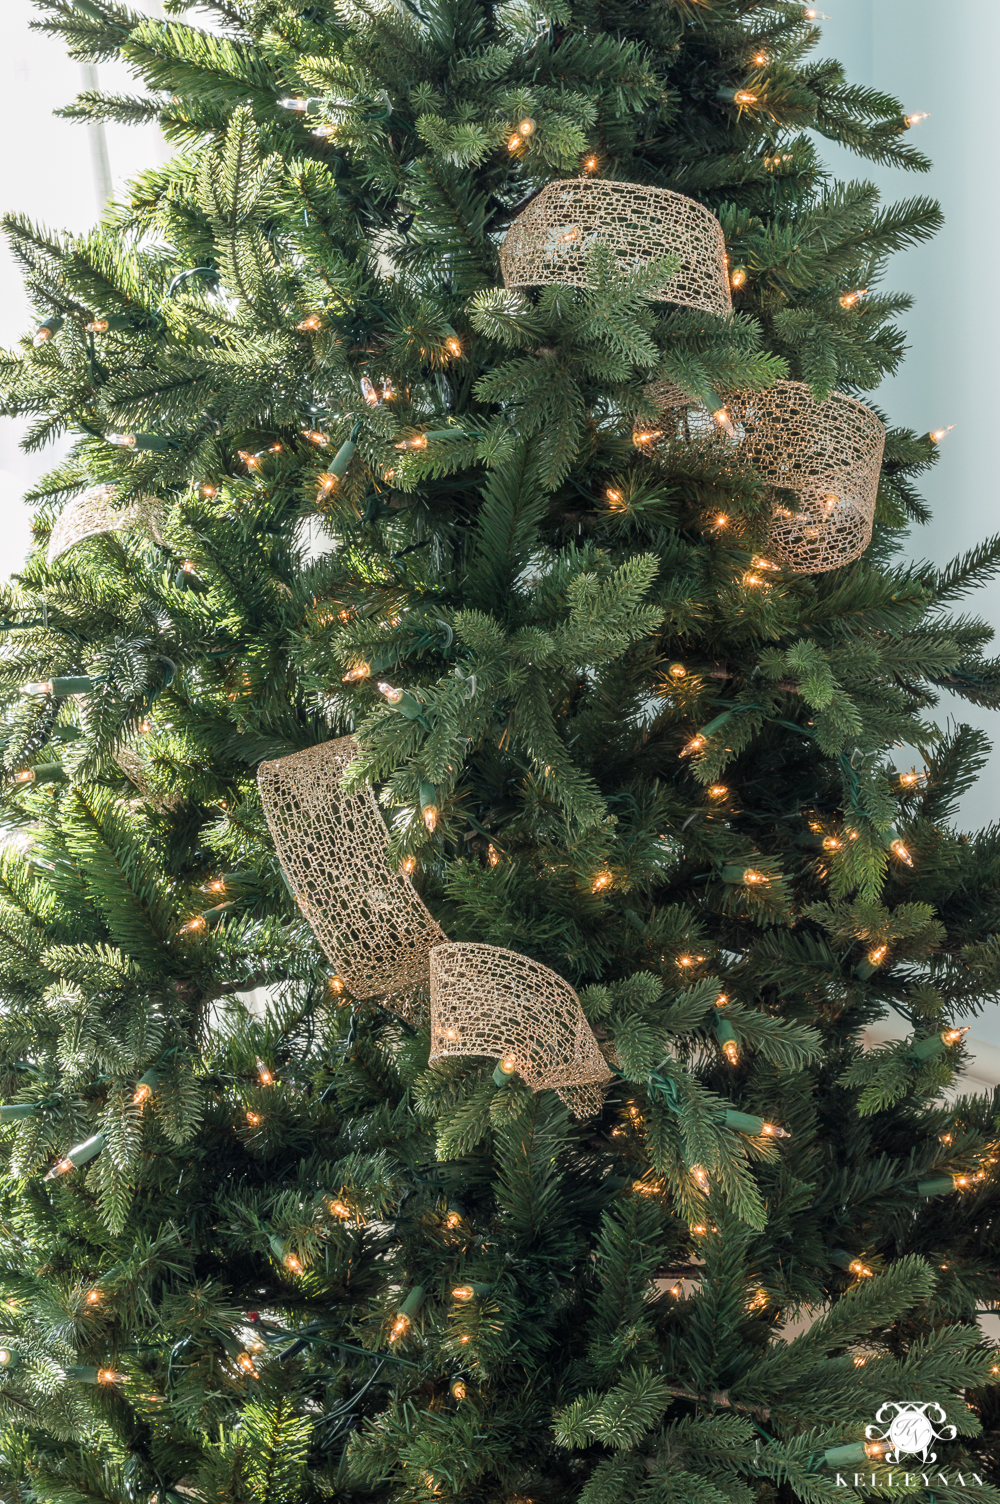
[257, 737, 446, 1024]
[47, 486, 164, 566]
[429, 943, 612, 1117]
[499, 178, 732, 316]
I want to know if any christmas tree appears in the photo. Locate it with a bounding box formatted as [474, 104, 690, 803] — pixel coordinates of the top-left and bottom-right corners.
[0, 0, 999, 1499]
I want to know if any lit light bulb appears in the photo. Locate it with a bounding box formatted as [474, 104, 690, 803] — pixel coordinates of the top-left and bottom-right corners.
[942, 1026, 969, 1047]
[606, 488, 623, 506]
[85, 319, 109, 333]
[744, 572, 763, 587]
[236, 1351, 260, 1377]
[849, 1260, 873, 1277]
[107, 432, 137, 448]
[742, 869, 766, 885]
[296, 314, 323, 332]
[559, 227, 582, 243]
[390, 1314, 411, 1341]
[451, 1379, 467, 1400]
[445, 337, 462, 358]
[423, 805, 439, 833]
[691, 1224, 707, 1236]
[312, 124, 337, 138]
[342, 664, 370, 682]
[903, 111, 930, 128]
[486, 843, 500, 867]
[360, 377, 381, 406]
[316, 472, 339, 497]
[33, 324, 57, 346]
[279, 97, 309, 110]
[518, 117, 535, 136]
[329, 976, 345, 994]
[822, 836, 842, 852]
[301, 428, 329, 446]
[328, 1199, 351, 1219]
[668, 663, 686, 679]
[867, 945, 888, 966]
[730, 267, 747, 289]
[507, 133, 521, 151]
[498, 1054, 517, 1076]
[753, 51, 768, 64]
[691, 1165, 710, 1192]
[890, 839, 913, 866]
[677, 955, 695, 967]
[632, 427, 662, 445]
[180, 916, 206, 934]
[865, 1440, 890, 1461]
[138, 717, 152, 734]
[452, 1285, 474, 1301]
[583, 155, 598, 171]
[395, 434, 428, 450]
[712, 408, 735, 436]
[133, 1081, 154, 1106]
[444, 1027, 460, 1042]
[715, 993, 729, 1007]
[401, 855, 417, 876]
[591, 870, 613, 892]
[181, 559, 196, 573]
[256, 1058, 275, 1086]
[931, 425, 954, 443]
[760, 1123, 790, 1138]
[22, 680, 54, 695]
[733, 91, 757, 105]
[722, 1039, 739, 1065]
[97, 1369, 125, 1385]
[246, 1111, 262, 1126]
[86, 1290, 102, 1304]
[44, 1157, 75, 1180]
[714, 512, 729, 528]
[681, 735, 706, 756]
[13, 770, 34, 785]
[708, 785, 729, 799]
[839, 288, 867, 308]
[283, 1253, 303, 1274]
[377, 681, 403, 704]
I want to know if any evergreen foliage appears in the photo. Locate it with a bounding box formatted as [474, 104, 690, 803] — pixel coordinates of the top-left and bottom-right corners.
[0, 0, 998, 1500]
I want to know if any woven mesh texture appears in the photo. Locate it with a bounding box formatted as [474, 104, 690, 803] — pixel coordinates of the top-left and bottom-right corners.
[429, 943, 612, 1116]
[728, 381, 885, 573]
[258, 738, 446, 1021]
[47, 486, 164, 566]
[634, 380, 726, 450]
[500, 179, 732, 315]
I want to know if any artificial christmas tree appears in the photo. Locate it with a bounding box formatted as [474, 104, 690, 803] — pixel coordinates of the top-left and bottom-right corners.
[1, 0, 999, 1500]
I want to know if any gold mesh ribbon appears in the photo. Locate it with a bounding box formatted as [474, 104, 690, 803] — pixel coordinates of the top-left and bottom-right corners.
[47, 486, 164, 566]
[638, 379, 886, 573]
[731, 381, 885, 573]
[499, 179, 732, 316]
[429, 943, 612, 1117]
[257, 738, 446, 1022]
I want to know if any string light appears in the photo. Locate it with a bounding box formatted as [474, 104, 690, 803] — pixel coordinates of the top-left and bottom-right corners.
[45, 1157, 75, 1180]
[445, 336, 462, 358]
[342, 664, 370, 682]
[507, 133, 522, 151]
[360, 377, 381, 406]
[423, 805, 439, 833]
[822, 836, 842, 852]
[839, 288, 867, 308]
[591, 870, 613, 892]
[903, 111, 930, 128]
[517, 117, 535, 136]
[867, 945, 888, 966]
[107, 432, 137, 448]
[890, 839, 913, 866]
[86, 1290, 102, 1305]
[451, 1378, 468, 1400]
[760, 1123, 790, 1139]
[33, 316, 63, 346]
[583, 155, 598, 171]
[98, 1369, 125, 1385]
[559, 227, 582, 243]
[390, 1315, 411, 1341]
[296, 314, 323, 332]
[301, 429, 329, 446]
[329, 976, 345, 995]
[256, 1058, 275, 1086]
[395, 434, 428, 450]
[85, 318, 109, 333]
[730, 267, 747, 289]
[377, 681, 403, 704]
[733, 91, 757, 105]
[707, 785, 728, 799]
[198, 481, 218, 498]
[605, 488, 624, 506]
[681, 735, 706, 756]
[246, 1111, 262, 1126]
[942, 1026, 969, 1047]
[328, 1199, 351, 1218]
[715, 993, 729, 1007]
[930, 425, 954, 443]
[668, 663, 686, 678]
[712, 407, 735, 436]
[714, 512, 729, 528]
[235, 1352, 260, 1377]
[133, 1069, 158, 1106]
[691, 1166, 710, 1193]
[865, 1440, 890, 1461]
[898, 769, 925, 787]
[742, 869, 767, 884]
[633, 427, 662, 445]
[452, 1285, 474, 1301]
[283, 1253, 303, 1274]
[401, 855, 417, 876]
[849, 1260, 873, 1277]
[722, 1039, 739, 1065]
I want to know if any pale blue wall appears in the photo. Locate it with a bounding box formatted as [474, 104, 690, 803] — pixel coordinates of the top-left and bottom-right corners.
[817, 1, 1000, 830]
